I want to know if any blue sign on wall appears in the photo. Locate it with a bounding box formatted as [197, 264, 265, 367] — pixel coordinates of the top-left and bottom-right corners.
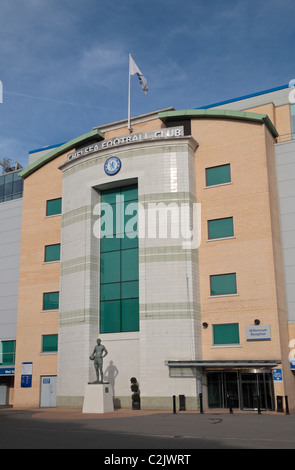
[272, 369, 283, 382]
[21, 362, 33, 388]
[0, 367, 15, 376]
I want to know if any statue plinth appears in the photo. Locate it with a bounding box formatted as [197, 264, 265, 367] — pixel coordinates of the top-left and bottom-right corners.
[82, 382, 114, 414]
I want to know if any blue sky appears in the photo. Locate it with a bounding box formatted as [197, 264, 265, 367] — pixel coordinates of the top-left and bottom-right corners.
[0, 0, 295, 168]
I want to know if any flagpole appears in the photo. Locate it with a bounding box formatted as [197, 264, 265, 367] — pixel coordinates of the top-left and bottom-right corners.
[128, 52, 132, 132]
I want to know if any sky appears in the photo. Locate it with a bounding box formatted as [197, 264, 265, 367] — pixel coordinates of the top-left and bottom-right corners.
[0, 0, 295, 169]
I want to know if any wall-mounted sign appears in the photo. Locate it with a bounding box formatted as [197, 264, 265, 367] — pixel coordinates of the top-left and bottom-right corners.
[0, 367, 15, 376]
[21, 362, 33, 388]
[246, 325, 271, 341]
[290, 359, 295, 370]
[273, 369, 283, 382]
[67, 126, 184, 161]
[104, 156, 121, 176]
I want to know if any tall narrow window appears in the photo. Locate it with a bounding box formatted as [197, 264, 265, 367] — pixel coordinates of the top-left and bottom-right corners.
[100, 185, 139, 333]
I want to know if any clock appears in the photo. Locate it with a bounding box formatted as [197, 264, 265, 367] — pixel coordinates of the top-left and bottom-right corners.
[104, 156, 121, 175]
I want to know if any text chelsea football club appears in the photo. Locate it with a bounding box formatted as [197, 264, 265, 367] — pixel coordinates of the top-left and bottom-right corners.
[104, 454, 191, 467]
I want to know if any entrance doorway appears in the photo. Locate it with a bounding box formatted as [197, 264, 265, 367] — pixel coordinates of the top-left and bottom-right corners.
[207, 370, 275, 411]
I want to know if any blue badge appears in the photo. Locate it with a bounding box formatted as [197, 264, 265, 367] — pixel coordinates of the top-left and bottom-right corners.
[104, 156, 121, 175]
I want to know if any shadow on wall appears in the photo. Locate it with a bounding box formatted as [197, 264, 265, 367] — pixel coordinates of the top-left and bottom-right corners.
[103, 360, 119, 399]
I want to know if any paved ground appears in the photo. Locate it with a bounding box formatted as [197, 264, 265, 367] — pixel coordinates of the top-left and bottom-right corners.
[0, 407, 294, 452]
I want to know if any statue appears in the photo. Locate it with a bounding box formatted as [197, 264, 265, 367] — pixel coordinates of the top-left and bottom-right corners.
[89, 339, 108, 384]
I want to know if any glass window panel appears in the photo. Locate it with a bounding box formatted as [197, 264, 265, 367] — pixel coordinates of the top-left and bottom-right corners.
[100, 300, 121, 333]
[208, 217, 234, 239]
[121, 281, 139, 299]
[1, 340, 16, 365]
[121, 298, 139, 332]
[42, 334, 58, 352]
[46, 198, 62, 216]
[100, 236, 121, 253]
[100, 251, 121, 284]
[121, 232, 138, 250]
[101, 188, 118, 205]
[213, 323, 239, 345]
[100, 283, 121, 301]
[45, 244, 61, 262]
[121, 248, 139, 282]
[121, 185, 138, 202]
[210, 273, 237, 295]
[43, 292, 59, 310]
[206, 164, 231, 186]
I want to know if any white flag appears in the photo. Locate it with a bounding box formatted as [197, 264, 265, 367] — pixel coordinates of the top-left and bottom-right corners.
[130, 55, 148, 94]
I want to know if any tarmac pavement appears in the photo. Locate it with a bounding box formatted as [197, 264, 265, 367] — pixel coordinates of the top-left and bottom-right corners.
[0, 407, 295, 451]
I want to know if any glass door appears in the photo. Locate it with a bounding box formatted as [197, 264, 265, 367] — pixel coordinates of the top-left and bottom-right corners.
[207, 372, 239, 409]
[240, 371, 274, 411]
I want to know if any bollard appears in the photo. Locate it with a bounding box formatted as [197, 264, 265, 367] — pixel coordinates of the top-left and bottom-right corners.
[199, 393, 203, 414]
[228, 396, 233, 414]
[285, 396, 290, 415]
[173, 395, 176, 414]
[257, 395, 262, 415]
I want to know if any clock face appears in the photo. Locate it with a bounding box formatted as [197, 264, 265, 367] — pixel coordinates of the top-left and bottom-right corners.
[104, 156, 121, 175]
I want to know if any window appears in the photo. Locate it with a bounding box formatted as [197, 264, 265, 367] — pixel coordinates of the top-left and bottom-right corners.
[46, 198, 62, 216]
[100, 185, 139, 333]
[208, 217, 234, 240]
[0, 170, 23, 203]
[44, 244, 61, 262]
[0, 340, 16, 365]
[213, 323, 240, 345]
[42, 334, 58, 353]
[210, 273, 237, 296]
[43, 292, 59, 310]
[206, 164, 231, 187]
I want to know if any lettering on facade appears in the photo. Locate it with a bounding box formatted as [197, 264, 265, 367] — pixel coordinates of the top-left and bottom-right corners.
[67, 126, 184, 161]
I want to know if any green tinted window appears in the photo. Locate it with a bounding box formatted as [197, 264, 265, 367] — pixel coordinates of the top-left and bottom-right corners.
[0, 340, 16, 365]
[46, 198, 62, 216]
[210, 273, 237, 296]
[42, 334, 58, 352]
[100, 185, 139, 333]
[213, 324, 239, 345]
[45, 244, 61, 262]
[43, 292, 59, 310]
[208, 217, 234, 239]
[206, 164, 231, 186]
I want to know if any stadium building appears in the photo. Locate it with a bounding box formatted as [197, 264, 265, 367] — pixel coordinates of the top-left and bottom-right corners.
[1, 83, 295, 411]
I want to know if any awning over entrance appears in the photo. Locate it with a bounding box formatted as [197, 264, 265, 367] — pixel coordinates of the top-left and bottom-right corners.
[165, 360, 281, 368]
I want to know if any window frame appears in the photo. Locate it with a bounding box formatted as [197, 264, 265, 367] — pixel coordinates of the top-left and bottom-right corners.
[212, 323, 240, 346]
[42, 334, 58, 353]
[42, 291, 60, 311]
[44, 243, 61, 263]
[207, 217, 234, 240]
[210, 273, 237, 297]
[205, 163, 231, 187]
[46, 197, 62, 217]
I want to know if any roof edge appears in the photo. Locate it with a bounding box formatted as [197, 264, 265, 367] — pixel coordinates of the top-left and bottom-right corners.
[158, 109, 279, 138]
[19, 129, 105, 179]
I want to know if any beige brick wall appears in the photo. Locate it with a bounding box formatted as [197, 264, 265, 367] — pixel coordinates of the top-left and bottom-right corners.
[13, 153, 67, 407]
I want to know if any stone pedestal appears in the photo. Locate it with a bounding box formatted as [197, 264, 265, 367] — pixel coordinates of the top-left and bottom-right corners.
[82, 383, 114, 414]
